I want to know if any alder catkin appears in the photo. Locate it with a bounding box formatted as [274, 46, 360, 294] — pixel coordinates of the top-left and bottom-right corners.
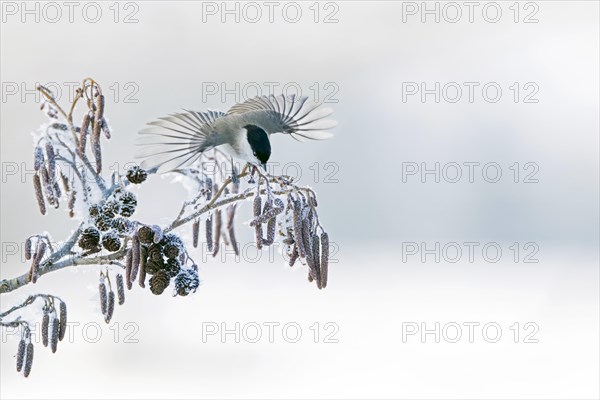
[205, 176, 213, 200]
[23, 343, 34, 378]
[33, 146, 44, 171]
[79, 113, 91, 157]
[101, 118, 111, 139]
[93, 139, 102, 174]
[91, 114, 102, 174]
[53, 181, 62, 198]
[274, 197, 285, 211]
[250, 199, 284, 227]
[33, 174, 46, 215]
[99, 279, 108, 316]
[45, 142, 56, 179]
[30, 241, 46, 284]
[253, 193, 262, 216]
[206, 216, 213, 253]
[253, 194, 263, 249]
[68, 190, 76, 218]
[92, 95, 104, 151]
[58, 301, 67, 341]
[95, 94, 105, 119]
[60, 172, 70, 192]
[50, 317, 59, 353]
[16, 339, 25, 372]
[289, 244, 299, 267]
[24, 237, 32, 260]
[29, 257, 39, 284]
[116, 273, 126, 304]
[292, 200, 305, 257]
[130, 234, 140, 283]
[320, 232, 329, 289]
[41, 313, 49, 347]
[37, 240, 47, 258]
[302, 218, 319, 284]
[41, 166, 55, 205]
[312, 234, 322, 289]
[125, 249, 133, 290]
[213, 210, 222, 257]
[192, 219, 199, 248]
[104, 291, 115, 324]
[264, 215, 276, 246]
[138, 246, 147, 288]
[227, 204, 239, 256]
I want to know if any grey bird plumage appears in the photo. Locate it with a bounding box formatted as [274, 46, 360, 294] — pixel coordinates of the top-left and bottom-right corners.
[135, 94, 337, 173]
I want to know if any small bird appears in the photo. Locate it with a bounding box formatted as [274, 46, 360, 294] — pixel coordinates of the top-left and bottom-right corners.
[135, 94, 337, 173]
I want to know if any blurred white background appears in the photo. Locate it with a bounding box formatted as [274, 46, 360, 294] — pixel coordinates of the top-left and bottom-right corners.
[1, 1, 598, 399]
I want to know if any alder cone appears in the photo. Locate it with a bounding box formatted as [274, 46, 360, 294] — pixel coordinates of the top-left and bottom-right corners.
[118, 192, 137, 217]
[165, 258, 181, 278]
[145, 259, 164, 275]
[160, 233, 184, 259]
[79, 227, 101, 249]
[137, 225, 154, 244]
[126, 165, 147, 184]
[112, 217, 133, 234]
[149, 270, 170, 295]
[101, 231, 121, 252]
[103, 199, 120, 218]
[164, 243, 180, 259]
[95, 214, 113, 232]
[174, 269, 200, 296]
[147, 244, 163, 262]
[88, 203, 102, 218]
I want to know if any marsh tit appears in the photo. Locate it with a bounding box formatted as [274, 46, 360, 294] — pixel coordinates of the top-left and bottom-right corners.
[135, 94, 337, 173]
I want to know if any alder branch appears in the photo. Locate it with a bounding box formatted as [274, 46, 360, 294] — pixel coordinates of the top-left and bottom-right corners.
[1, 78, 334, 378]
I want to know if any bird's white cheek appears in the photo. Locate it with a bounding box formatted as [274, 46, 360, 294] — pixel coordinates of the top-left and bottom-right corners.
[220, 142, 256, 164]
[237, 136, 258, 161]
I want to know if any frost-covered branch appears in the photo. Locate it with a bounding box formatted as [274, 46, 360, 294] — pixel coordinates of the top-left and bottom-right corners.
[0, 78, 333, 378]
[0, 293, 68, 377]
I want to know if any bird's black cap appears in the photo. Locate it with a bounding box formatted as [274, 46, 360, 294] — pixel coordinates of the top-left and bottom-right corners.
[245, 125, 271, 167]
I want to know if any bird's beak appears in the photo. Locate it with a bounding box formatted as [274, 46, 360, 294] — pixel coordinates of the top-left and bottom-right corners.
[261, 163, 267, 171]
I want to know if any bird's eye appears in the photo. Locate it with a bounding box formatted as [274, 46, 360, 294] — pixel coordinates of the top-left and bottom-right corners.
[253, 152, 256, 156]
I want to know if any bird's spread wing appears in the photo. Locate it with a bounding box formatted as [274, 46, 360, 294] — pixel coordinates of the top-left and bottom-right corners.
[227, 94, 337, 141]
[135, 110, 225, 173]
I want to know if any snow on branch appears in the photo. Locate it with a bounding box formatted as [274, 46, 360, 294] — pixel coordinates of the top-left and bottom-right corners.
[0, 78, 331, 377]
